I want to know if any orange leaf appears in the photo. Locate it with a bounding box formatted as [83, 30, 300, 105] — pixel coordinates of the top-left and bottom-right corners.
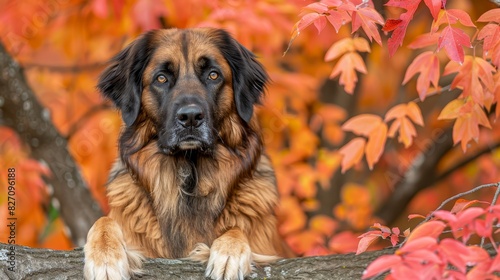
[403, 51, 440, 101]
[366, 122, 387, 170]
[406, 221, 446, 243]
[438, 98, 466, 120]
[350, 6, 384, 45]
[310, 215, 338, 237]
[325, 38, 353, 61]
[450, 198, 488, 214]
[339, 137, 366, 173]
[342, 114, 383, 137]
[329, 52, 367, 94]
[398, 117, 417, 148]
[385, 104, 408, 122]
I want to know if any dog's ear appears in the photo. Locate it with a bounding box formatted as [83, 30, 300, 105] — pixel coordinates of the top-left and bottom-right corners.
[215, 30, 269, 123]
[97, 32, 155, 126]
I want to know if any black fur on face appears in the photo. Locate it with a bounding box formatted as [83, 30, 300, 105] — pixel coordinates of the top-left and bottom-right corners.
[97, 31, 157, 127]
[210, 29, 269, 124]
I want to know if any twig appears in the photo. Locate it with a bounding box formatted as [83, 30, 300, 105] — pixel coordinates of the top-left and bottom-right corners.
[399, 182, 500, 247]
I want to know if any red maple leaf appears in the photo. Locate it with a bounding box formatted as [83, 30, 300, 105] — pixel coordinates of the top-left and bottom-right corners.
[438, 26, 472, 63]
[383, 0, 422, 56]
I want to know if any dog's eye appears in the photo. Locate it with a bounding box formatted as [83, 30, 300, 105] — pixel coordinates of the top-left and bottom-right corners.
[157, 75, 167, 83]
[208, 71, 219, 80]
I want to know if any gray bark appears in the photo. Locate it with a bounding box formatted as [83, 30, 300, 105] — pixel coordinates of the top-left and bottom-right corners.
[0, 243, 394, 280]
[0, 42, 102, 246]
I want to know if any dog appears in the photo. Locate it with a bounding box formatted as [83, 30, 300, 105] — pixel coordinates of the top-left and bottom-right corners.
[83, 28, 292, 280]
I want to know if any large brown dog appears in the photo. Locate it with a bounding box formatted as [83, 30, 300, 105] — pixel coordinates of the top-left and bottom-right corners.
[83, 28, 290, 280]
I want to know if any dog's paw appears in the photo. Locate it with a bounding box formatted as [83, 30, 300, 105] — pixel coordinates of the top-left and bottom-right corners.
[205, 230, 252, 280]
[84, 217, 143, 280]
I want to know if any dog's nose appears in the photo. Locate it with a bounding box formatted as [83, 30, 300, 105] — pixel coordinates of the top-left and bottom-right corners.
[176, 104, 204, 127]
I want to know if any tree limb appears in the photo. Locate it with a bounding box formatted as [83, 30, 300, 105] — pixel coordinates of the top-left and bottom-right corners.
[0, 243, 395, 280]
[375, 127, 454, 224]
[0, 42, 102, 246]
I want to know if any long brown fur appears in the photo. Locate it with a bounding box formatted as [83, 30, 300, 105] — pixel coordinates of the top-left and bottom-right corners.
[84, 28, 291, 280]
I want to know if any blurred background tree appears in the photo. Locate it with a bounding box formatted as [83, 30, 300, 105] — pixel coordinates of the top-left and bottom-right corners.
[0, 0, 499, 259]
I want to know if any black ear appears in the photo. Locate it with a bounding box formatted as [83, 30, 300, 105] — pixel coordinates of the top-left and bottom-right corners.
[97, 31, 156, 126]
[215, 30, 269, 123]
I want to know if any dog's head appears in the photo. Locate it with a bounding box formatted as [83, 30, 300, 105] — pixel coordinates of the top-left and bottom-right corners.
[98, 28, 268, 155]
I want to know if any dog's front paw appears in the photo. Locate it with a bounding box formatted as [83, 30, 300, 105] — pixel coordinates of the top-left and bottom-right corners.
[84, 217, 143, 280]
[205, 229, 252, 280]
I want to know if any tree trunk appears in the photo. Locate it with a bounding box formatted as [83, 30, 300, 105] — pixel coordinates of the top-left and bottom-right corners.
[0, 243, 393, 280]
[0, 42, 102, 247]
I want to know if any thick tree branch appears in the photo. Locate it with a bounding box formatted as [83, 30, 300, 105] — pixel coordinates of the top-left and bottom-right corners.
[375, 127, 454, 224]
[0, 243, 395, 280]
[0, 42, 102, 246]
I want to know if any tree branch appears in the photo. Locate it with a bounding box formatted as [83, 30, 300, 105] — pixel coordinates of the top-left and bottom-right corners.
[434, 141, 500, 183]
[0, 243, 395, 280]
[0, 42, 102, 246]
[375, 127, 454, 224]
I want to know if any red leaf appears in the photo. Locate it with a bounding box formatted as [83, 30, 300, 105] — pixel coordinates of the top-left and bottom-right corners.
[407, 221, 446, 242]
[357, 233, 382, 255]
[297, 13, 323, 33]
[382, 19, 402, 32]
[478, 23, 500, 53]
[477, 8, 500, 23]
[362, 255, 401, 279]
[384, 0, 421, 56]
[399, 236, 438, 253]
[447, 9, 476, 27]
[423, 0, 443, 19]
[438, 26, 472, 63]
[438, 239, 470, 273]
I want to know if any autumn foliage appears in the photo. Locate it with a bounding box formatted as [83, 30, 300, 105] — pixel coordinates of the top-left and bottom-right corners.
[1, 0, 500, 275]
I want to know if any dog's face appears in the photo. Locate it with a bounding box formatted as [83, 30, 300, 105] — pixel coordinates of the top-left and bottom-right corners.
[98, 28, 268, 155]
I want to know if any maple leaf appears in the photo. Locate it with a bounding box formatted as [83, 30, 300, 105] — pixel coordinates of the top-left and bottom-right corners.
[477, 23, 500, 53]
[324, 37, 370, 61]
[348, 5, 384, 45]
[431, 9, 476, 33]
[339, 137, 366, 173]
[438, 26, 472, 63]
[403, 51, 440, 100]
[329, 52, 367, 94]
[383, 0, 421, 56]
[443, 56, 496, 106]
[385, 102, 424, 148]
[366, 122, 387, 170]
[439, 98, 491, 152]
[342, 114, 383, 137]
